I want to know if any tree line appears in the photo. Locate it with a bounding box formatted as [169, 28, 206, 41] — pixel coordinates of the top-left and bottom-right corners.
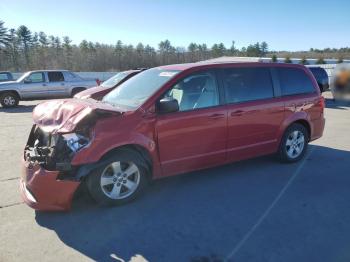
[0, 20, 348, 72]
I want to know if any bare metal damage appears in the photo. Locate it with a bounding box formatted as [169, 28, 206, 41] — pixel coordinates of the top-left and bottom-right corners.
[25, 98, 122, 179]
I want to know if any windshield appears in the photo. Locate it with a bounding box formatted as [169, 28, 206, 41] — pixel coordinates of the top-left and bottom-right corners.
[103, 68, 180, 109]
[101, 72, 130, 88]
[16, 72, 30, 82]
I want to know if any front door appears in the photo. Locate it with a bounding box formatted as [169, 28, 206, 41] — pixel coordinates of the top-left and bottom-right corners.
[20, 72, 48, 99]
[156, 70, 227, 176]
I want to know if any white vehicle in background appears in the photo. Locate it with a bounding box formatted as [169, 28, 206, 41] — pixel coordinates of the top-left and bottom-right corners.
[0, 70, 99, 108]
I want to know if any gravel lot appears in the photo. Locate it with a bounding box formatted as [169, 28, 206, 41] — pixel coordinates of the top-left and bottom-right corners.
[0, 92, 349, 262]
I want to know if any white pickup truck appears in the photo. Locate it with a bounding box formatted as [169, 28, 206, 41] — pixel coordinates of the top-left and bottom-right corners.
[0, 70, 99, 108]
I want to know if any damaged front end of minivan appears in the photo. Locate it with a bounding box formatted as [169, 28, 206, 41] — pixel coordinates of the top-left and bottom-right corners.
[20, 99, 121, 211]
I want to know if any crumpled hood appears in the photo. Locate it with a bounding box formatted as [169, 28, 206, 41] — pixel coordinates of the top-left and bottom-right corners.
[33, 98, 123, 133]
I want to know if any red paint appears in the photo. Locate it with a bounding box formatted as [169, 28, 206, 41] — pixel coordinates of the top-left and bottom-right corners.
[20, 159, 80, 211]
[21, 62, 325, 211]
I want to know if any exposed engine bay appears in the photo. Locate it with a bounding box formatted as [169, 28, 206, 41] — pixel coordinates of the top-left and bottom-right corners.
[24, 125, 90, 171]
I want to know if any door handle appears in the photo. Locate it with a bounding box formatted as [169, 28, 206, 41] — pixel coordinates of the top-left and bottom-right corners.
[42, 84, 47, 86]
[231, 110, 244, 116]
[208, 113, 225, 119]
[61, 83, 65, 86]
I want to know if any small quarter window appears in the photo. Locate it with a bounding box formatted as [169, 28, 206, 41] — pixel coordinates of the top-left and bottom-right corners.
[277, 68, 315, 96]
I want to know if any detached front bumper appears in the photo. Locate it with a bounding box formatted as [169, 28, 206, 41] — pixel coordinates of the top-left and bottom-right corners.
[20, 159, 80, 211]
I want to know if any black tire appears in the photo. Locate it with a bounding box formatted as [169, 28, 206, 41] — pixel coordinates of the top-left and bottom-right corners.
[71, 88, 86, 97]
[86, 149, 149, 206]
[0, 92, 19, 108]
[278, 123, 309, 163]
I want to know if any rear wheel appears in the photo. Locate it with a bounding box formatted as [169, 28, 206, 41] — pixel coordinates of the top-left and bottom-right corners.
[278, 123, 308, 163]
[0, 92, 19, 108]
[86, 149, 149, 206]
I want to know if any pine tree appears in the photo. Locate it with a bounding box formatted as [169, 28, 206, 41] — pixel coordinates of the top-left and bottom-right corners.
[7, 29, 19, 71]
[271, 54, 277, 62]
[316, 57, 325, 64]
[299, 57, 308, 65]
[284, 56, 292, 63]
[230, 41, 237, 55]
[261, 42, 268, 56]
[114, 40, 123, 70]
[17, 25, 32, 69]
[63, 36, 73, 69]
[0, 20, 9, 51]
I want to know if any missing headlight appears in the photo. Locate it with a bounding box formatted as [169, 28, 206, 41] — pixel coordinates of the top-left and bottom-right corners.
[62, 133, 90, 153]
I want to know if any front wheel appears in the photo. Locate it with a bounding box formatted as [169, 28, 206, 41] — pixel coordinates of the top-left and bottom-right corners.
[86, 150, 149, 206]
[0, 92, 19, 108]
[278, 123, 309, 163]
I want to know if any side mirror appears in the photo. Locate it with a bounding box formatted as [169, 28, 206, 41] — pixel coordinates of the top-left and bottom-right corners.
[24, 79, 31, 84]
[157, 97, 179, 114]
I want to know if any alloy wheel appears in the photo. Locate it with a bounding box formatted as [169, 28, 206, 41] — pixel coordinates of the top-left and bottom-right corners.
[100, 161, 140, 200]
[3, 95, 16, 106]
[285, 130, 305, 159]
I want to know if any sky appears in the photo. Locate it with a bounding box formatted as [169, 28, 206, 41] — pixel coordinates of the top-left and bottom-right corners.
[1, 0, 349, 51]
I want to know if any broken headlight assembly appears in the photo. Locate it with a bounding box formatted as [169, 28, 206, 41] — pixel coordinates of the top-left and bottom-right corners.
[25, 125, 93, 171]
[62, 133, 90, 153]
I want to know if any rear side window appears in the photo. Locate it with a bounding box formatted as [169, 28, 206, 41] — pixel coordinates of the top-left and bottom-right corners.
[309, 67, 327, 77]
[277, 68, 315, 96]
[222, 67, 274, 103]
[48, 72, 65, 82]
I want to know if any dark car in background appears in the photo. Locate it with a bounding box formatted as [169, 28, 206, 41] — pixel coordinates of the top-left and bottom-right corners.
[0, 72, 14, 82]
[74, 69, 146, 100]
[308, 67, 329, 92]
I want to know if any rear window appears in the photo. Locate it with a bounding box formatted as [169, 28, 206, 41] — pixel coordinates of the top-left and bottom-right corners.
[309, 68, 327, 78]
[222, 67, 274, 103]
[48, 72, 65, 82]
[277, 68, 315, 96]
[0, 73, 10, 81]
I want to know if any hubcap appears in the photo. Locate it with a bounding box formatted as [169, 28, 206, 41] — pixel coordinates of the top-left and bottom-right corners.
[286, 130, 305, 159]
[100, 161, 140, 200]
[3, 96, 15, 106]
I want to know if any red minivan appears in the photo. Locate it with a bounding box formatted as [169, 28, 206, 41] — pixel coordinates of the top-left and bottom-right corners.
[21, 62, 325, 211]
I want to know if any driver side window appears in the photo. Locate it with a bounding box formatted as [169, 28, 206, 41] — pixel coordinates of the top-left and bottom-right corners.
[164, 71, 219, 111]
[26, 72, 45, 83]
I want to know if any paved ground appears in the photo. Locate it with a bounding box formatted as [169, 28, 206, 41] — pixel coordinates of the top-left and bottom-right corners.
[0, 92, 350, 262]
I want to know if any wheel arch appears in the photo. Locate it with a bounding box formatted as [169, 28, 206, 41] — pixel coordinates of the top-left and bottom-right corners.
[75, 143, 157, 181]
[0, 90, 21, 99]
[292, 119, 311, 139]
[100, 144, 153, 175]
[278, 112, 312, 144]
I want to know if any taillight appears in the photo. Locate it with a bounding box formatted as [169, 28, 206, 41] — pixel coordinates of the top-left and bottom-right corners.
[321, 96, 325, 108]
[319, 96, 325, 114]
